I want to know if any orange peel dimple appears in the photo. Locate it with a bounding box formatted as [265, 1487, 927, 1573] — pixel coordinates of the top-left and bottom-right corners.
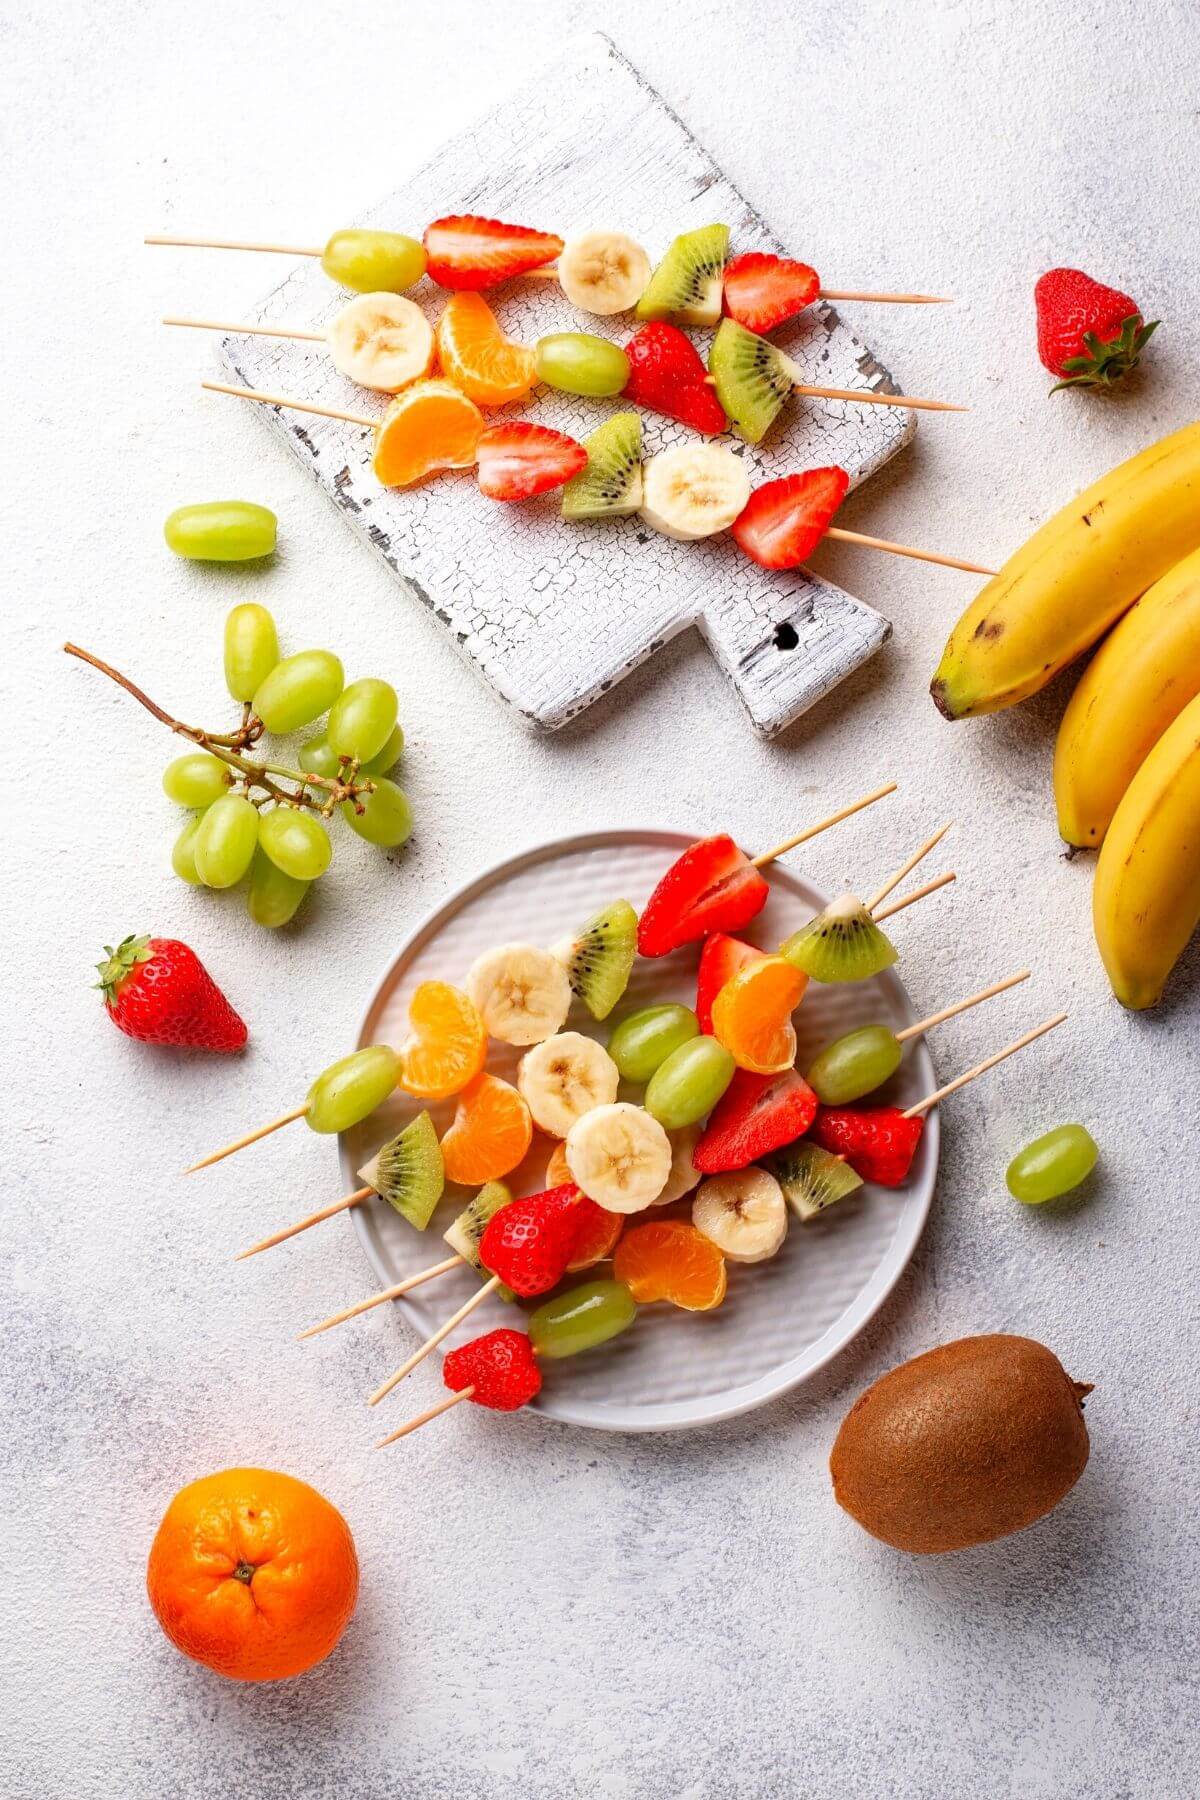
[710, 954, 807, 1073]
[396, 981, 486, 1101]
[372, 377, 484, 488]
[440, 1073, 533, 1186]
[613, 1219, 727, 1311]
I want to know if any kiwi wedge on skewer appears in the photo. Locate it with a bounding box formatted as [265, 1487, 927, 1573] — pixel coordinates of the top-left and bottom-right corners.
[708, 317, 795, 443]
[636, 224, 730, 327]
[561, 414, 643, 521]
[552, 900, 638, 1020]
[768, 1141, 864, 1220]
[780, 895, 898, 983]
[358, 1112, 444, 1229]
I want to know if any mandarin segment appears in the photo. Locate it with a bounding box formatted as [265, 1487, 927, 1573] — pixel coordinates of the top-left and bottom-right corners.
[566, 1202, 624, 1272]
[436, 292, 538, 405]
[397, 980, 487, 1100]
[612, 1219, 727, 1311]
[440, 1072, 533, 1186]
[372, 378, 484, 487]
[710, 954, 807, 1073]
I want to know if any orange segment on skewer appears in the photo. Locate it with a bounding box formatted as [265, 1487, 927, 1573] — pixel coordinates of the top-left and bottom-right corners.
[440, 1073, 533, 1185]
[436, 293, 537, 405]
[710, 955, 808, 1073]
[613, 1220, 727, 1311]
[545, 1140, 572, 1186]
[372, 378, 484, 487]
[397, 981, 487, 1100]
[566, 1203, 623, 1273]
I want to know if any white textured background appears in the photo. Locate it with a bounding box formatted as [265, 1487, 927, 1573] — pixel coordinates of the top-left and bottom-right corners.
[3, 2, 1198, 1796]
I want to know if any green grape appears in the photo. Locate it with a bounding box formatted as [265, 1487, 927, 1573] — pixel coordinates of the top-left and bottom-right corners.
[327, 677, 399, 763]
[171, 816, 204, 885]
[191, 794, 259, 888]
[253, 650, 344, 735]
[342, 777, 412, 848]
[608, 1004, 699, 1083]
[306, 1044, 400, 1134]
[362, 723, 405, 774]
[298, 736, 341, 780]
[1006, 1125, 1098, 1204]
[321, 229, 427, 294]
[645, 1036, 735, 1129]
[247, 848, 310, 927]
[528, 1279, 637, 1360]
[224, 603, 280, 702]
[806, 1025, 903, 1105]
[162, 752, 231, 808]
[534, 333, 631, 397]
[258, 807, 332, 880]
[163, 501, 276, 561]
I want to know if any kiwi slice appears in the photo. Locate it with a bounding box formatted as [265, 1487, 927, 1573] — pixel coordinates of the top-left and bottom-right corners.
[636, 223, 730, 327]
[554, 900, 638, 1020]
[780, 894, 898, 983]
[358, 1112, 443, 1229]
[769, 1142, 863, 1221]
[562, 414, 643, 521]
[444, 1180, 511, 1269]
[708, 317, 794, 443]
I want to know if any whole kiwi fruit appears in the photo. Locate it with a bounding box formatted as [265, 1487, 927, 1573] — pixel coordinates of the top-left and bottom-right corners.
[830, 1334, 1092, 1553]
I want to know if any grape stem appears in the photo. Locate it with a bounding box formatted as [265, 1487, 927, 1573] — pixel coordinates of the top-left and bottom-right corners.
[62, 642, 376, 816]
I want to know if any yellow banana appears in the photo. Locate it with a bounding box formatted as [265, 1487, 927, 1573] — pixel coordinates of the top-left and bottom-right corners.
[1055, 546, 1200, 846]
[931, 420, 1200, 718]
[1092, 690, 1200, 1009]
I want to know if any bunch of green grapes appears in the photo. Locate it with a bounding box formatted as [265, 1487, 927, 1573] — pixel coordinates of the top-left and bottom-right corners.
[162, 603, 411, 928]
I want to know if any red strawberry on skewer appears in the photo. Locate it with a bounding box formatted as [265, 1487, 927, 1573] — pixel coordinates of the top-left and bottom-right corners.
[732, 467, 851, 569]
[695, 934, 765, 1034]
[443, 1329, 542, 1411]
[694, 1067, 818, 1174]
[96, 934, 246, 1053]
[723, 253, 821, 334]
[809, 1105, 924, 1188]
[424, 215, 563, 291]
[476, 423, 587, 501]
[478, 1183, 596, 1296]
[1034, 267, 1158, 392]
[622, 323, 728, 434]
[638, 835, 770, 959]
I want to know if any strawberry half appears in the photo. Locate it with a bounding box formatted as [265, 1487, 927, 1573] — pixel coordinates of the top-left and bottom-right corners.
[1034, 267, 1158, 391]
[695, 933, 765, 1034]
[424, 215, 563, 291]
[479, 1184, 584, 1296]
[723, 252, 821, 334]
[621, 323, 728, 435]
[732, 467, 850, 569]
[694, 1068, 817, 1174]
[443, 1329, 542, 1411]
[637, 835, 769, 959]
[475, 422, 587, 501]
[809, 1106, 924, 1188]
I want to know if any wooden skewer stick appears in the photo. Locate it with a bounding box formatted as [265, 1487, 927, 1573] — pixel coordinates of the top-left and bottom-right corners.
[298, 1257, 465, 1340]
[903, 1013, 1068, 1119]
[523, 267, 952, 304]
[894, 970, 1030, 1043]
[702, 372, 966, 413]
[871, 871, 955, 922]
[368, 1277, 501, 1406]
[866, 823, 953, 915]
[201, 379, 377, 429]
[751, 782, 897, 867]
[146, 234, 324, 255]
[184, 1104, 308, 1175]
[235, 1186, 374, 1262]
[165, 315, 326, 342]
[375, 1385, 475, 1447]
[824, 528, 996, 578]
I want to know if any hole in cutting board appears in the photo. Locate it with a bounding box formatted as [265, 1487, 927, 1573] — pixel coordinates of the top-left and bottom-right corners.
[774, 622, 799, 651]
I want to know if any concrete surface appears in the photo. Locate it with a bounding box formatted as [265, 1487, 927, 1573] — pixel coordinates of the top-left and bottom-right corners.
[2, 2, 1198, 1795]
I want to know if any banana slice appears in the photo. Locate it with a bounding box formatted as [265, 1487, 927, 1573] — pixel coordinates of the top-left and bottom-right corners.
[640, 443, 752, 542]
[565, 1102, 672, 1214]
[693, 1170, 787, 1262]
[650, 1125, 703, 1206]
[326, 293, 435, 392]
[518, 1032, 620, 1138]
[465, 944, 571, 1046]
[557, 230, 651, 315]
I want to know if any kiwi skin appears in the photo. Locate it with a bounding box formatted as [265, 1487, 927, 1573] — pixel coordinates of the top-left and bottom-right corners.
[830, 1334, 1092, 1554]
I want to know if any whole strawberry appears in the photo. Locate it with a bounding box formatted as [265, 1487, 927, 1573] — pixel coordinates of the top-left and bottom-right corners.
[443, 1329, 542, 1411]
[809, 1106, 924, 1188]
[96, 934, 247, 1053]
[1034, 267, 1157, 391]
[478, 1184, 584, 1297]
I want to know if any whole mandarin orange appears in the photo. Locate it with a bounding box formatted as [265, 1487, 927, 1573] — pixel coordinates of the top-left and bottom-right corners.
[146, 1467, 358, 1682]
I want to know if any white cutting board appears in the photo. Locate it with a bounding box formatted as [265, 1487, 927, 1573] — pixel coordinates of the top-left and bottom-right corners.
[220, 33, 914, 735]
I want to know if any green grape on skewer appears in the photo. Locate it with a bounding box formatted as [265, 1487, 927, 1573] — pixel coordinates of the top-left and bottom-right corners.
[186, 1044, 402, 1173]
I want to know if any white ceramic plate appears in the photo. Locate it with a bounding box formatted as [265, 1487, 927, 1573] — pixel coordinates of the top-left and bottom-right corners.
[342, 831, 938, 1431]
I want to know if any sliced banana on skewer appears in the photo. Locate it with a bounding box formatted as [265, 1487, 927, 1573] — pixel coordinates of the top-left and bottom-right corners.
[326, 292, 435, 391]
[565, 1102, 673, 1214]
[651, 1125, 703, 1207]
[692, 1170, 788, 1262]
[465, 944, 571, 1046]
[640, 443, 752, 542]
[518, 1032, 620, 1138]
[557, 230, 652, 315]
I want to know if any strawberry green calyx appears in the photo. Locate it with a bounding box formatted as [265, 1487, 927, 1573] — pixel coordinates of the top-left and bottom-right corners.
[95, 934, 153, 1003]
[1051, 315, 1159, 392]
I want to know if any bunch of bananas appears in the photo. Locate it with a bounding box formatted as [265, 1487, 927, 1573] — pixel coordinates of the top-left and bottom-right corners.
[930, 421, 1200, 1010]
